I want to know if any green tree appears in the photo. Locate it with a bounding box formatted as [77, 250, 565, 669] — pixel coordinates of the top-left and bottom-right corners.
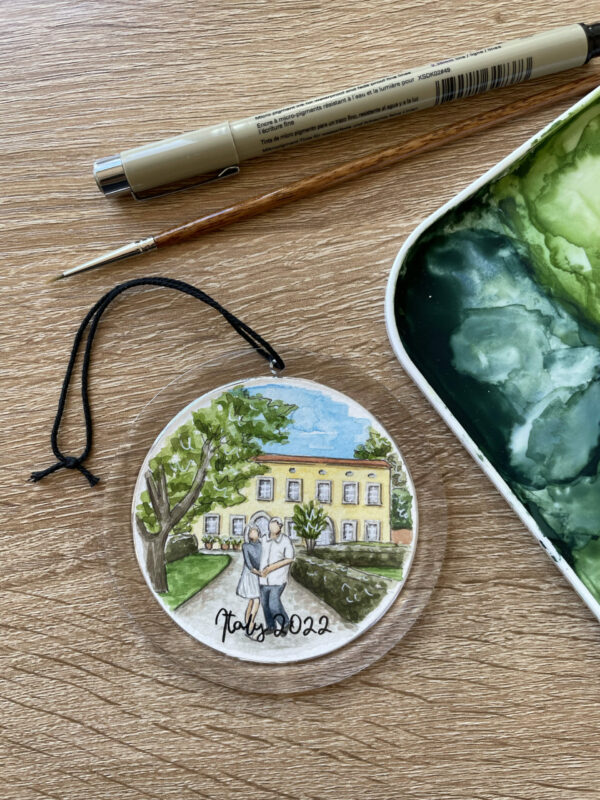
[354, 427, 413, 529]
[292, 500, 328, 554]
[391, 487, 413, 529]
[136, 387, 296, 592]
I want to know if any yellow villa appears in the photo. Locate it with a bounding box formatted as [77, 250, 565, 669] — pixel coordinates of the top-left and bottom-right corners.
[194, 453, 392, 546]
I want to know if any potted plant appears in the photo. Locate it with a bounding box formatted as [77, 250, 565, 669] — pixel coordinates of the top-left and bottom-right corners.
[232, 537, 243, 551]
[221, 537, 230, 551]
[202, 534, 213, 550]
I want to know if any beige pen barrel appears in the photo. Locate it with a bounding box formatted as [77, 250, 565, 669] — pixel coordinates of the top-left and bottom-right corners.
[93, 22, 596, 199]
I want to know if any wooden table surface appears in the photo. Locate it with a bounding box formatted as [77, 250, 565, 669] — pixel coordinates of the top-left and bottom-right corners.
[3, 2, 600, 798]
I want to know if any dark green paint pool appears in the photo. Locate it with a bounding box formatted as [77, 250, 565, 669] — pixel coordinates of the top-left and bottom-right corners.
[393, 92, 600, 602]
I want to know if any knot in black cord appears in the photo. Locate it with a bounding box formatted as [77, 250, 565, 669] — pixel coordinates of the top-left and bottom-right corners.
[30, 277, 285, 488]
[29, 456, 100, 487]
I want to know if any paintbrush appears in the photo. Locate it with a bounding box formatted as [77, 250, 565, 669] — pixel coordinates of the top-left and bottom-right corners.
[54, 73, 599, 281]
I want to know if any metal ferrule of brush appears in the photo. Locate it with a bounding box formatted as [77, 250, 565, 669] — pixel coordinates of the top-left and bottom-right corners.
[60, 237, 157, 279]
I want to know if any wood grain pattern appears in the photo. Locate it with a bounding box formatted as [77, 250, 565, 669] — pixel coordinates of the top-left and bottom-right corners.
[3, 2, 600, 797]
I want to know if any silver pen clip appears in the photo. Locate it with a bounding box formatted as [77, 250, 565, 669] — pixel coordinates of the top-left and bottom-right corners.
[132, 164, 241, 201]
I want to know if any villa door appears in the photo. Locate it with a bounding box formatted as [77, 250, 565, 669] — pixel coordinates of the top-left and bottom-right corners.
[316, 519, 335, 546]
[250, 512, 271, 538]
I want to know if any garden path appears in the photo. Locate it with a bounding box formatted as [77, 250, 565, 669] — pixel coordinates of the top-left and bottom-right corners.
[174, 550, 397, 664]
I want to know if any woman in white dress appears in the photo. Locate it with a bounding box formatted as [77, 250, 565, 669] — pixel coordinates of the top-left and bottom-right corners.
[236, 525, 262, 636]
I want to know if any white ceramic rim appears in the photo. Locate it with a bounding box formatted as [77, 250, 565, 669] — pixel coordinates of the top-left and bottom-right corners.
[384, 84, 600, 622]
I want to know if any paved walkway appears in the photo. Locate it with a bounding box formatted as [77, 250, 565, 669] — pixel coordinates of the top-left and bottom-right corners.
[174, 550, 395, 664]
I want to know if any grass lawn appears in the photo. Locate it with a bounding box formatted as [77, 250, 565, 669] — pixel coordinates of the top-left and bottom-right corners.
[360, 566, 404, 582]
[160, 553, 231, 610]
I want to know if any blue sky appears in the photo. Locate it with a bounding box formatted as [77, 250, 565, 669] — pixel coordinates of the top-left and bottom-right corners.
[247, 383, 372, 458]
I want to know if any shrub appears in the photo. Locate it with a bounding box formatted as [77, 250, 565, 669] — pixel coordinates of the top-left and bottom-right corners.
[311, 543, 407, 569]
[291, 554, 389, 623]
[292, 500, 328, 553]
[165, 533, 198, 563]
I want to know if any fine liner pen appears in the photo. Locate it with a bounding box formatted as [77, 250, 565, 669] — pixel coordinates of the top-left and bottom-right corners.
[93, 22, 600, 200]
[56, 73, 599, 280]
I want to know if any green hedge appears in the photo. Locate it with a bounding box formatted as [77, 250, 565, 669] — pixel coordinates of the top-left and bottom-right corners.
[311, 543, 407, 569]
[291, 554, 389, 623]
[351, 541, 399, 547]
[165, 533, 198, 563]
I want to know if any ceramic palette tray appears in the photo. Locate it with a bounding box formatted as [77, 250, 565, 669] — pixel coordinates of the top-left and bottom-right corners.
[386, 86, 600, 620]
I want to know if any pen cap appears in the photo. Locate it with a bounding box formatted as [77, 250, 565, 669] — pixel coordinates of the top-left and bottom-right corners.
[94, 122, 240, 199]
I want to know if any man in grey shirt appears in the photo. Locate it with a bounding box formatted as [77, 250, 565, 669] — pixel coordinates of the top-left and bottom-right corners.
[259, 517, 295, 634]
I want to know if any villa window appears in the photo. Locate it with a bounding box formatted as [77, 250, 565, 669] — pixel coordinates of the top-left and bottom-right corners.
[286, 478, 302, 502]
[342, 520, 357, 541]
[230, 515, 245, 537]
[342, 481, 359, 504]
[366, 482, 381, 505]
[286, 518, 298, 539]
[316, 480, 332, 503]
[204, 514, 220, 535]
[365, 521, 381, 542]
[257, 476, 274, 501]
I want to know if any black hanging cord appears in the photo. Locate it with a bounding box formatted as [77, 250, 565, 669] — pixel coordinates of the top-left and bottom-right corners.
[29, 277, 285, 488]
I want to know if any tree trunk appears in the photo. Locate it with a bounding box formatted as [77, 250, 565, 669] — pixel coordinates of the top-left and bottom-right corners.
[145, 534, 168, 594]
[137, 439, 215, 593]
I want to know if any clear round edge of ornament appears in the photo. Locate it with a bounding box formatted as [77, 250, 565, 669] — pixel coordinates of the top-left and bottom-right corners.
[103, 350, 447, 694]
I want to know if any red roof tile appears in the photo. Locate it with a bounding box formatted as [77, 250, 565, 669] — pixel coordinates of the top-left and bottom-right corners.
[252, 454, 390, 469]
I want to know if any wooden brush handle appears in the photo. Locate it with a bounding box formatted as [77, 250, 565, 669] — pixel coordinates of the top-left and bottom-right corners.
[155, 73, 599, 248]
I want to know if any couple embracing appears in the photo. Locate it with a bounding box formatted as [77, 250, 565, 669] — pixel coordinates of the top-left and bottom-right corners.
[236, 517, 295, 639]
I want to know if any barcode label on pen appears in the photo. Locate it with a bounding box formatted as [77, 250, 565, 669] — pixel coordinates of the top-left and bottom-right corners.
[434, 57, 533, 104]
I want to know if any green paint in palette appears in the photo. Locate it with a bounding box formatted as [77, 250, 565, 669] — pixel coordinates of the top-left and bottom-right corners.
[389, 88, 600, 607]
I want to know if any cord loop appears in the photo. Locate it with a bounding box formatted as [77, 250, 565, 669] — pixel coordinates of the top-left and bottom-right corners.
[30, 277, 285, 487]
